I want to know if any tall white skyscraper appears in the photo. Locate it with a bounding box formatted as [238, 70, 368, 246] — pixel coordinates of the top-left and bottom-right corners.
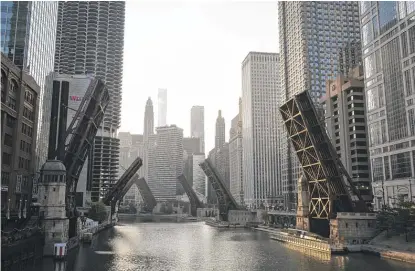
[151, 125, 183, 201]
[278, 1, 361, 209]
[158, 88, 167, 127]
[191, 105, 205, 153]
[241, 52, 280, 208]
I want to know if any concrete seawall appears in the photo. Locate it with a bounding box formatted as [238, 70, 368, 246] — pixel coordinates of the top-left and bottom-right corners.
[361, 245, 415, 264]
[253, 225, 415, 264]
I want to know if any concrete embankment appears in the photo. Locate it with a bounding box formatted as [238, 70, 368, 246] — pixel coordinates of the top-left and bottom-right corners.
[253, 225, 415, 263]
[361, 245, 415, 264]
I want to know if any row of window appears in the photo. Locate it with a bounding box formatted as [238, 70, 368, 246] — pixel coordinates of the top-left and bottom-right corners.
[22, 106, 34, 121]
[18, 156, 30, 170]
[24, 90, 36, 106]
[20, 140, 31, 154]
[22, 123, 33, 138]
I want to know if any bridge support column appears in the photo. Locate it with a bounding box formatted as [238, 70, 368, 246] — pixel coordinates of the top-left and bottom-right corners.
[296, 175, 310, 231]
[38, 160, 69, 256]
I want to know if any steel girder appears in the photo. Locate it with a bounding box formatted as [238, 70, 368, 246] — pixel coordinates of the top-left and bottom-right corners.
[177, 174, 204, 216]
[279, 91, 368, 220]
[199, 158, 240, 221]
[62, 79, 110, 219]
[102, 157, 143, 205]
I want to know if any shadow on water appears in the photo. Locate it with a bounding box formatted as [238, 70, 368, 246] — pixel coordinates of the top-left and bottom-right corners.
[30, 222, 415, 271]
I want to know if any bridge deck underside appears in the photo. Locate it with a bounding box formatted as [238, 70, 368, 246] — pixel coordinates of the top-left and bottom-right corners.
[135, 177, 157, 212]
[199, 159, 239, 221]
[102, 157, 143, 206]
[280, 91, 360, 219]
[63, 79, 109, 221]
[178, 174, 203, 216]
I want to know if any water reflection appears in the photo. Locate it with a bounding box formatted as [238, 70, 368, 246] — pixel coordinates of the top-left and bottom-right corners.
[34, 221, 414, 271]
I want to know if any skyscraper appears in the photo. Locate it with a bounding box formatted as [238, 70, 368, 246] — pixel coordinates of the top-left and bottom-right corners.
[0, 1, 59, 173]
[54, 1, 125, 201]
[215, 110, 225, 149]
[359, 1, 415, 208]
[241, 52, 280, 209]
[278, 1, 361, 209]
[229, 98, 244, 205]
[144, 98, 155, 140]
[158, 88, 167, 127]
[151, 125, 183, 201]
[191, 105, 205, 153]
[143, 97, 154, 181]
[320, 66, 372, 205]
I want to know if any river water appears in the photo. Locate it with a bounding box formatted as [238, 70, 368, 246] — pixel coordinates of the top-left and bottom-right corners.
[35, 220, 414, 271]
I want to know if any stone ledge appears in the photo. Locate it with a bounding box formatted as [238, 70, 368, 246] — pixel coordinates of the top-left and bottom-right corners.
[362, 245, 415, 263]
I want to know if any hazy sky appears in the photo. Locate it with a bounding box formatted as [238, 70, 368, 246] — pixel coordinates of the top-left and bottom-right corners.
[120, 1, 278, 153]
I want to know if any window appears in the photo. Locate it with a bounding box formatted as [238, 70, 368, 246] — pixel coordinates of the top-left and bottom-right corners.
[4, 133, 13, 147]
[9, 79, 17, 94]
[379, 1, 397, 35]
[405, 70, 413, 96]
[2, 152, 11, 166]
[6, 114, 15, 128]
[372, 158, 384, 182]
[6, 96, 16, 110]
[409, 26, 415, 54]
[402, 32, 408, 58]
[391, 152, 412, 179]
[1, 171, 10, 186]
[1, 70, 6, 103]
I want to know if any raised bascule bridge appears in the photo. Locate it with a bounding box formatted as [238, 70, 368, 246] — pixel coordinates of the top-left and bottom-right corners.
[102, 157, 144, 219]
[57, 79, 110, 238]
[199, 158, 242, 221]
[103, 161, 207, 218]
[279, 90, 373, 238]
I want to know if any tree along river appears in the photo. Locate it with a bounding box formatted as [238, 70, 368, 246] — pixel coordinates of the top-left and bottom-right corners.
[34, 219, 414, 271]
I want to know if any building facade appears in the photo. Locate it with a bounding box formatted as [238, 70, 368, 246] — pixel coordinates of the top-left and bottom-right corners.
[181, 137, 201, 193]
[241, 52, 280, 208]
[191, 105, 205, 153]
[215, 110, 225, 149]
[360, 1, 415, 209]
[278, 1, 362, 209]
[150, 125, 184, 202]
[54, 1, 126, 202]
[158, 88, 167, 127]
[47, 74, 99, 207]
[229, 98, 244, 205]
[0, 1, 59, 174]
[1, 53, 40, 211]
[321, 66, 372, 204]
[192, 153, 206, 196]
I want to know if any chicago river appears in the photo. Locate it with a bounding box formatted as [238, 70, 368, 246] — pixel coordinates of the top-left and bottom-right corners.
[35, 221, 414, 271]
